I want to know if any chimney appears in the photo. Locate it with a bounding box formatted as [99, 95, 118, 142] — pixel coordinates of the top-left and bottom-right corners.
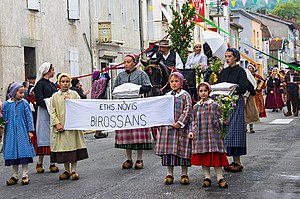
[291, 16, 297, 23]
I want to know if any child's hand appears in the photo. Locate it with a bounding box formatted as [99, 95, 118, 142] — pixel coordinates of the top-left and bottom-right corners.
[188, 132, 193, 139]
[28, 132, 34, 140]
[172, 122, 181, 129]
[64, 96, 70, 100]
[56, 123, 64, 132]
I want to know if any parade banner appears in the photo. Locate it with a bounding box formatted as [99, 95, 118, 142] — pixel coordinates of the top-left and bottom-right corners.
[192, 0, 205, 22]
[64, 95, 174, 130]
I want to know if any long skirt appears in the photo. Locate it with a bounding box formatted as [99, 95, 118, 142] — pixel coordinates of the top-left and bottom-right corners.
[161, 155, 191, 167]
[225, 96, 247, 156]
[253, 91, 266, 117]
[115, 128, 152, 150]
[51, 148, 88, 163]
[265, 88, 284, 109]
[33, 107, 51, 155]
[245, 95, 260, 124]
[191, 152, 229, 167]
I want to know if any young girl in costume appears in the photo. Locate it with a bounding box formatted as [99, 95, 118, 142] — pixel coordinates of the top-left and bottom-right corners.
[189, 82, 229, 188]
[50, 73, 88, 180]
[2, 82, 36, 185]
[155, 72, 192, 185]
[113, 54, 152, 170]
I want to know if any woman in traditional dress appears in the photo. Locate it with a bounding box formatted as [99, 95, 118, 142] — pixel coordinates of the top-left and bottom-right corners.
[50, 73, 88, 180]
[185, 42, 208, 69]
[113, 54, 152, 169]
[33, 62, 59, 173]
[248, 64, 267, 118]
[265, 68, 284, 112]
[244, 66, 260, 133]
[217, 48, 248, 172]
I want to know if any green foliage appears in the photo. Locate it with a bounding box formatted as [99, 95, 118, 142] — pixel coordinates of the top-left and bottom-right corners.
[168, 1, 196, 64]
[271, 0, 300, 24]
[208, 57, 223, 85]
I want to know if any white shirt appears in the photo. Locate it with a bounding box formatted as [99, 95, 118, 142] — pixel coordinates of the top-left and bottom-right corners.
[159, 51, 184, 69]
[185, 52, 208, 69]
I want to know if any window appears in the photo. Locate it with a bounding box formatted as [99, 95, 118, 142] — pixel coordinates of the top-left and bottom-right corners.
[121, 0, 127, 27]
[27, 0, 40, 11]
[68, 0, 80, 20]
[69, 50, 80, 77]
[132, 0, 138, 30]
[108, 0, 115, 23]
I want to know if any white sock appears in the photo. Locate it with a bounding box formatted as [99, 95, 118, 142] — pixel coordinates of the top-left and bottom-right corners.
[167, 166, 174, 176]
[71, 162, 77, 173]
[126, 149, 132, 160]
[214, 166, 223, 181]
[137, 150, 143, 160]
[12, 165, 18, 179]
[22, 164, 29, 178]
[181, 166, 188, 176]
[202, 166, 211, 179]
[38, 155, 44, 164]
[64, 163, 70, 173]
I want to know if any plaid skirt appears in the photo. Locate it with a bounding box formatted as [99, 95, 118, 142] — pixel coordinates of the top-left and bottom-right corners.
[115, 128, 152, 145]
[225, 96, 247, 154]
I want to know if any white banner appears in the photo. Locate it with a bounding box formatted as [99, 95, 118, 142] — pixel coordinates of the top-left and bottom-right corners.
[64, 95, 174, 130]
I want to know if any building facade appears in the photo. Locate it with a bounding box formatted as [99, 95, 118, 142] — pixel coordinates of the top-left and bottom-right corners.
[0, 0, 91, 100]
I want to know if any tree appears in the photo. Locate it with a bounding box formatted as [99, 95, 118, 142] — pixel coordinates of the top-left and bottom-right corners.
[271, 0, 300, 24]
[168, 1, 196, 65]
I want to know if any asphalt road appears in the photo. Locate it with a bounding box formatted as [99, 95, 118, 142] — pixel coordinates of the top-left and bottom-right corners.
[0, 109, 299, 199]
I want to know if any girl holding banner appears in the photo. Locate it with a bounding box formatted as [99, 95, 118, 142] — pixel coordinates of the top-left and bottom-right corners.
[155, 72, 192, 185]
[50, 73, 88, 180]
[113, 54, 152, 170]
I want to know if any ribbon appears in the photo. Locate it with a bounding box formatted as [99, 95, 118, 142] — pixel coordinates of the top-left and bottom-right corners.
[242, 42, 300, 71]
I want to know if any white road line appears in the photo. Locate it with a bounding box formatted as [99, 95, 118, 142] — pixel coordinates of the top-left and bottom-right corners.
[270, 119, 294, 124]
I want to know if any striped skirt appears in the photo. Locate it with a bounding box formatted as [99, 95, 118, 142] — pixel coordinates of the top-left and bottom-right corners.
[161, 155, 191, 167]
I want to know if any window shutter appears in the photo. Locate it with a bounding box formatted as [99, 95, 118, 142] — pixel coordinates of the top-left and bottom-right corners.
[94, 0, 100, 19]
[68, 0, 80, 20]
[28, 0, 40, 11]
[69, 50, 80, 77]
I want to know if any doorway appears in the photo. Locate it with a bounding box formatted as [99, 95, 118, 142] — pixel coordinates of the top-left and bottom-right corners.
[24, 47, 36, 80]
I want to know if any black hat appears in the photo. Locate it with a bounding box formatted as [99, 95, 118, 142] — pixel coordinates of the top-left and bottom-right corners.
[71, 78, 80, 87]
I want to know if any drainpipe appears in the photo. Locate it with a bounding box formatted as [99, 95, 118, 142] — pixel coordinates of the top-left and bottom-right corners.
[138, 0, 144, 52]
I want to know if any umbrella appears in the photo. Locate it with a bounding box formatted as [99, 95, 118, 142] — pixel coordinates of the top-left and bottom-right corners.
[203, 31, 228, 61]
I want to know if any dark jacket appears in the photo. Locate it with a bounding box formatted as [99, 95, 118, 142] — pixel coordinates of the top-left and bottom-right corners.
[217, 65, 248, 95]
[70, 86, 87, 99]
[33, 78, 57, 108]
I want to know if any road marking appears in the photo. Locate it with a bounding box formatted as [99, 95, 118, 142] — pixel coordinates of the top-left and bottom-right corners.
[270, 119, 294, 124]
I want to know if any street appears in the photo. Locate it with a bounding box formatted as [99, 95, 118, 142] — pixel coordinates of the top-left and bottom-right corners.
[0, 109, 299, 199]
